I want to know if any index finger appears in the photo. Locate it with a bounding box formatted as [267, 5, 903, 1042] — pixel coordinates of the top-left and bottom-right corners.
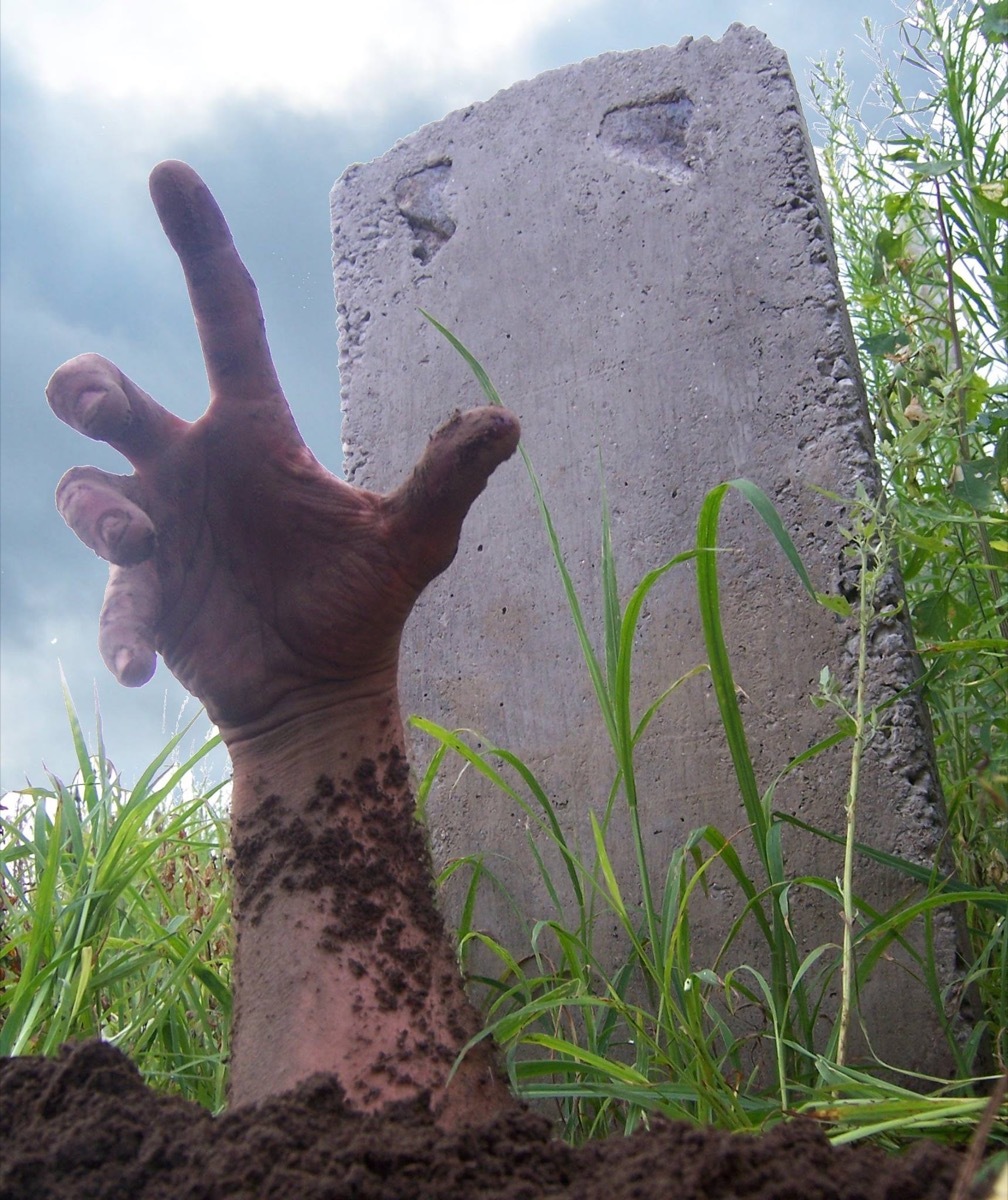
[149, 161, 288, 413]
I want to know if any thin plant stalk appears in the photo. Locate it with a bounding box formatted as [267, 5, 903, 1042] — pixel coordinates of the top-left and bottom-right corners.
[838, 518, 877, 1066]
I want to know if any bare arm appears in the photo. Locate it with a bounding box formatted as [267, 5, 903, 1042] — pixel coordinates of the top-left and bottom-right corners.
[48, 161, 520, 1123]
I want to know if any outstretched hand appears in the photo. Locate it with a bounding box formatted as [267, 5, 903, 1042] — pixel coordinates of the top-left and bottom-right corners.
[47, 161, 519, 740]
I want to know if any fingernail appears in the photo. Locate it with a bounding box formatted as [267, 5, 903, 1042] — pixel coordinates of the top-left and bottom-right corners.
[98, 511, 128, 554]
[98, 510, 155, 565]
[77, 382, 130, 439]
[76, 388, 109, 428]
[115, 647, 155, 687]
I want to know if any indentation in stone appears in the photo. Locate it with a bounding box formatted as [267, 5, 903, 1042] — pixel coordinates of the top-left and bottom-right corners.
[394, 161, 456, 263]
[599, 95, 694, 181]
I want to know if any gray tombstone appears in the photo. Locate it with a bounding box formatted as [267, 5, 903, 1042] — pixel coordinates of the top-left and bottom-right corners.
[332, 26, 967, 1075]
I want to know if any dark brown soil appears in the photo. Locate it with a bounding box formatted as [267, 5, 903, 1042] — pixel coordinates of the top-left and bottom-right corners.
[0, 1041, 979, 1200]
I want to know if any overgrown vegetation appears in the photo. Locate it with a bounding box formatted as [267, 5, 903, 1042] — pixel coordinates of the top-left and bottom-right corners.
[811, 0, 1007, 1064]
[0, 0, 1004, 1170]
[0, 694, 230, 1110]
[417, 316, 1006, 1154]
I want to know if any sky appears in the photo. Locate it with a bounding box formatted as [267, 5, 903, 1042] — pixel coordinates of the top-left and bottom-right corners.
[0, 0, 905, 794]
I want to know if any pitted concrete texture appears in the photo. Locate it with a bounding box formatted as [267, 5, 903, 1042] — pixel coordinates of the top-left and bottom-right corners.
[332, 26, 967, 1075]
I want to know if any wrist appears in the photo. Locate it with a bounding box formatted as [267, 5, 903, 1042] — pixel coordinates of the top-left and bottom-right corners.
[221, 680, 405, 812]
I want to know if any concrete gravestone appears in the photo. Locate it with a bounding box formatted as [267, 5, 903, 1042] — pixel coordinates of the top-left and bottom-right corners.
[332, 26, 965, 1074]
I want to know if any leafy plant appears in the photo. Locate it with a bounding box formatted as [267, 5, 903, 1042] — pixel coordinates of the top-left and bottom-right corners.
[811, 0, 1007, 1064]
[0, 684, 231, 1110]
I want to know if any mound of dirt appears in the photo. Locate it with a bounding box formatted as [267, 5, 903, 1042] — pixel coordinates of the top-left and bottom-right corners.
[0, 1041, 977, 1199]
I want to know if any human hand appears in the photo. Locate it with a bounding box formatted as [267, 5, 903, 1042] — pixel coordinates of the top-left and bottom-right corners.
[47, 161, 519, 739]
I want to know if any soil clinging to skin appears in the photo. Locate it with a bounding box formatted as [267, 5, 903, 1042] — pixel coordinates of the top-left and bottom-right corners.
[228, 750, 492, 1103]
[0, 1041, 979, 1200]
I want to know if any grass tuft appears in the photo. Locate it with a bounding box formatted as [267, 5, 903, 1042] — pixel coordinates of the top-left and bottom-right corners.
[0, 682, 231, 1110]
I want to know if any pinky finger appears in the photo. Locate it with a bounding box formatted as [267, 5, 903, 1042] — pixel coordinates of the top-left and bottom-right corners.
[98, 561, 161, 687]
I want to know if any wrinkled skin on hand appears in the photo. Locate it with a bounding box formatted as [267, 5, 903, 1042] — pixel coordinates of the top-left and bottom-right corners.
[47, 161, 520, 744]
[47, 163, 522, 1122]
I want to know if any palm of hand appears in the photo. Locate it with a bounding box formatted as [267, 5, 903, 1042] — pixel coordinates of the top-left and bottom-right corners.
[47, 162, 519, 736]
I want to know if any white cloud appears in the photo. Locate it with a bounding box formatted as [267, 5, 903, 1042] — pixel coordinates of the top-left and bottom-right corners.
[0, 0, 598, 122]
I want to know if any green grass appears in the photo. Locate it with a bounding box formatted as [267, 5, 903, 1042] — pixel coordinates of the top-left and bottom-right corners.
[0, 0, 1004, 1173]
[418, 314, 1006, 1151]
[413, 478, 1005, 1143]
[0, 681, 231, 1111]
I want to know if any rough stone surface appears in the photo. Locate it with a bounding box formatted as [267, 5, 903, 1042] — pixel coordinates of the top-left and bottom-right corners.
[331, 27, 966, 1075]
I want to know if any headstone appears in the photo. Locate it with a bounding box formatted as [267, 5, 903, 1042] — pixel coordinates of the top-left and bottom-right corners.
[331, 26, 967, 1074]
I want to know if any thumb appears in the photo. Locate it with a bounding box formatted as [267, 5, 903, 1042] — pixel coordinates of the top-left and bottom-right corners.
[384, 406, 520, 586]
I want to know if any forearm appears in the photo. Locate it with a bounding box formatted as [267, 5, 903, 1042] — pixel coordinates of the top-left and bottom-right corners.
[47, 159, 522, 1129]
[223, 689, 512, 1125]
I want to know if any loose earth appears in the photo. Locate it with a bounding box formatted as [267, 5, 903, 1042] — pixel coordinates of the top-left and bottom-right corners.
[0, 1041, 977, 1199]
